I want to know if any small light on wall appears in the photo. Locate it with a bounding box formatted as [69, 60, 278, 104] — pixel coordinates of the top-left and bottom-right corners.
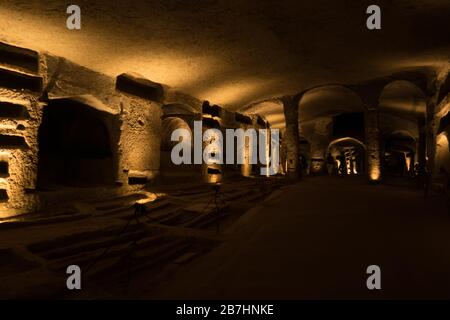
[369, 168, 381, 182]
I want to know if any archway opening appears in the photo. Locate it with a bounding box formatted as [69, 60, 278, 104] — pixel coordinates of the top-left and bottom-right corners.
[37, 100, 117, 188]
[327, 137, 366, 176]
[383, 131, 416, 177]
[160, 116, 197, 181]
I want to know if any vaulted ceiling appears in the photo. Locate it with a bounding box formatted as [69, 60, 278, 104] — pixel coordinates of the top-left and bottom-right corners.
[1, 0, 449, 129]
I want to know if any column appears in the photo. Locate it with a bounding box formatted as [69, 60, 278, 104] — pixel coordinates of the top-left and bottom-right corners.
[365, 107, 381, 182]
[425, 99, 438, 194]
[417, 116, 426, 187]
[282, 97, 300, 179]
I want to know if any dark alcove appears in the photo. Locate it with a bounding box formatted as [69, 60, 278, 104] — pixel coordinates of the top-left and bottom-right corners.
[37, 100, 117, 188]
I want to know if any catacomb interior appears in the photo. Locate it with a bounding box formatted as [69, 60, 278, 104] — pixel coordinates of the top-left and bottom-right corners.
[1, 0, 450, 300]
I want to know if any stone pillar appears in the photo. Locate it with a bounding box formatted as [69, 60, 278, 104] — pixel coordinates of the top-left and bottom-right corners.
[425, 99, 438, 193]
[417, 116, 427, 185]
[365, 107, 381, 182]
[282, 97, 300, 179]
[240, 129, 253, 177]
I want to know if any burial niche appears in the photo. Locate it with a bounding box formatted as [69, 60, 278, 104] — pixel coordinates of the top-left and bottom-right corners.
[37, 99, 118, 188]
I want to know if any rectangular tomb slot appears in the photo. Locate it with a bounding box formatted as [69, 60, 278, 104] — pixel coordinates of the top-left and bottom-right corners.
[0, 68, 42, 92]
[207, 167, 222, 175]
[0, 101, 29, 119]
[0, 135, 28, 149]
[116, 73, 164, 102]
[0, 161, 8, 177]
[128, 176, 148, 185]
[0, 42, 39, 74]
[0, 189, 8, 202]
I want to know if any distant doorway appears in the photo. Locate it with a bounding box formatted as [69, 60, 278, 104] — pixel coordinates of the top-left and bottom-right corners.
[327, 137, 366, 176]
[383, 131, 416, 177]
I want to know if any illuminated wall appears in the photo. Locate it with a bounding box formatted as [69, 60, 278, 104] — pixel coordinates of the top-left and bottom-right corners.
[365, 108, 382, 182]
[435, 132, 450, 173]
[0, 42, 164, 217]
[0, 43, 43, 217]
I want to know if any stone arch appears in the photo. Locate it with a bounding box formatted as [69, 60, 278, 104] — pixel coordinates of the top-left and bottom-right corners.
[297, 85, 366, 123]
[326, 137, 366, 176]
[379, 80, 426, 117]
[435, 131, 450, 174]
[382, 130, 417, 177]
[328, 137, 367, 150]
[296, 85, 366, 174]
[161, 116, 192, 152]
[386, 130, 416, 141]
[239, 99, 285, 129]
[162, 103, 198, 117]
[160, 116, 198, 182]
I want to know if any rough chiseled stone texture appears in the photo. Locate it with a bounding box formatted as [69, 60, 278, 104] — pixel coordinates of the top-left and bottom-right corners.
[119, 94, 162, 182]
[0, 48, 44, 216]
[0, 48, 164, 217]
[365, 108, 382, 181]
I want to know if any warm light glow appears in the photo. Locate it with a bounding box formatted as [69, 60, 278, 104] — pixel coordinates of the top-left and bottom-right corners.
[241, 100, 285, 129]
[0, 6, 223, 90]
[241, 136, 253, 177]
[369, 168, 381, 181]
[198, 79, 277, 107]
[405, 154, 412, 172]
[264, 129, 271, 177]
[435, 133, 450, 172]
[135, 192, 157, 204]
[0, 207, 20, 219]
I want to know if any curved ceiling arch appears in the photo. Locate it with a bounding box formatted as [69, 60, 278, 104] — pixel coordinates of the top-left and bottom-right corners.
[328, 137, 367, 150]
[298, 85, 365, 123]
[239, 99, 285, 130]
[379, 80, 426, 117]
[162, 103, 198, 117]
[161, 116, 192, 151]
[385, 130, 417, 143]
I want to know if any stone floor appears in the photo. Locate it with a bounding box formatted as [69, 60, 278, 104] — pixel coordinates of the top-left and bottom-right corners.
[0, 177, 284, 299]
[2, 175, 450, 299]
[142, 176, 450, 300]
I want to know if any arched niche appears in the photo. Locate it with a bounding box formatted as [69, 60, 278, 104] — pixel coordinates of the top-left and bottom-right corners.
[160, 116, 198, 182]
[435, 132, 450, 174]
[298, 85, 366, 148]
[382, 130, 416, 177]
[37, 96, 120, 188]
[326, 137, 366, 176]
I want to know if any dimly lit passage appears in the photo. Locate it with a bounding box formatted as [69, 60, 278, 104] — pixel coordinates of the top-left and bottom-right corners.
[0, 0, 450, 300]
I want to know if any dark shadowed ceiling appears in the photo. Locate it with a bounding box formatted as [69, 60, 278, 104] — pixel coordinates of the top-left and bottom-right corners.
[0, 0, 449, 127]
